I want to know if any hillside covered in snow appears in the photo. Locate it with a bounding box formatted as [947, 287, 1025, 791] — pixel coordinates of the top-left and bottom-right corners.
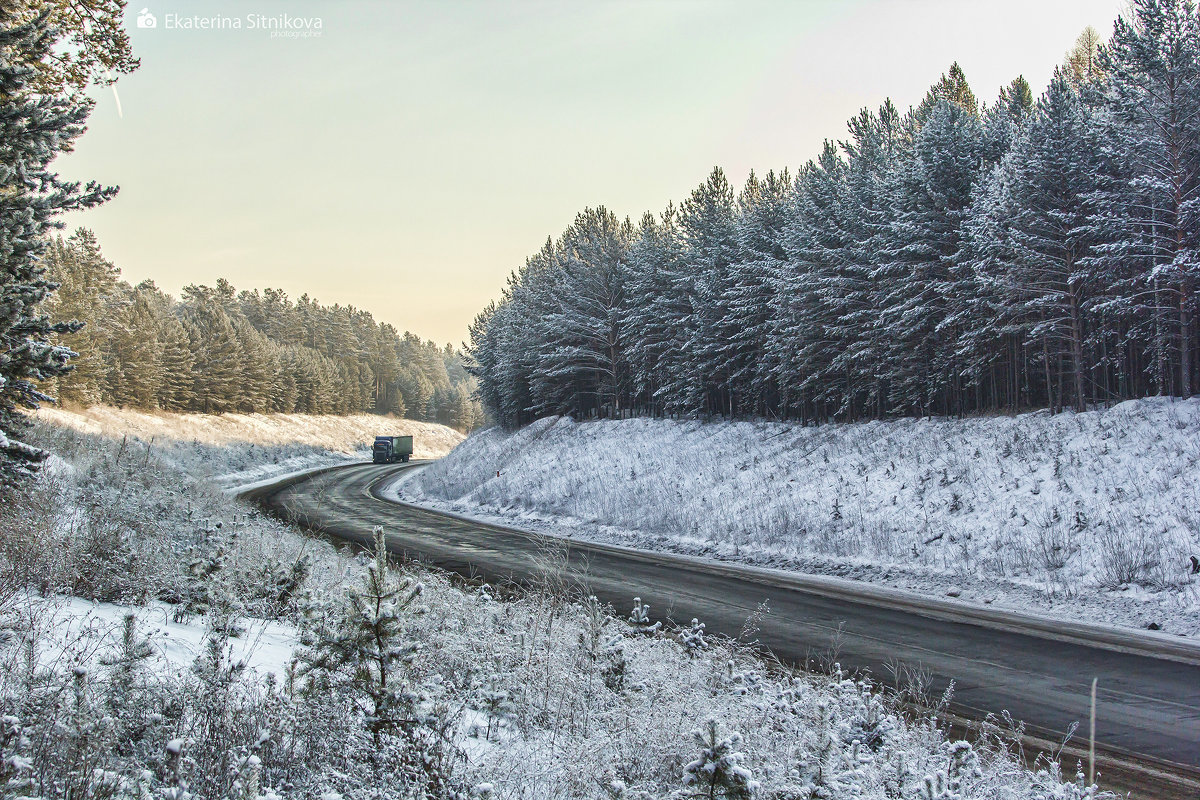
[401, 398, 1200, 635]
[35, 405, 464, 485]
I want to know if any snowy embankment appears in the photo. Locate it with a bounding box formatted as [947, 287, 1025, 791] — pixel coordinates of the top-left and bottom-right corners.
[400, 398, 1200, 636]
[34, 405, 464, 487]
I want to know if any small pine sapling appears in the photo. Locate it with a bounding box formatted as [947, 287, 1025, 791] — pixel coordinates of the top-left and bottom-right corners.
[0, 715, 35, 796]
[100, 612, 155, 746]
[189, 630, 248, 760]
[628, 597, 661, 635]
[479, 680, 512, 741]
[296, 526, 423, 743]
[596, 633, 628, 692]
[681, 718, 760, 799]
[679, 618, 708, 655]
[921, 740, 981, 800]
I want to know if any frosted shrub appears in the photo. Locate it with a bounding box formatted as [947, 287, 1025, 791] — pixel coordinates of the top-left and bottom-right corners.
[1095, 525, 1160, 588]
[1, 715, 34, 795]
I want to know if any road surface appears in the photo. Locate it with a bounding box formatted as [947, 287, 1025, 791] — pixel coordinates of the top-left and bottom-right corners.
[243, 462, 1200, 796]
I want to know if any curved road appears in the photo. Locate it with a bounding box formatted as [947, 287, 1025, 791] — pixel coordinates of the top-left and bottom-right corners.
[244, 462, 1200, 797]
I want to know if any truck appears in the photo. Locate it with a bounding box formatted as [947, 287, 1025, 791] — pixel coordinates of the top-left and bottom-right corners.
[372, 435, 413, 464]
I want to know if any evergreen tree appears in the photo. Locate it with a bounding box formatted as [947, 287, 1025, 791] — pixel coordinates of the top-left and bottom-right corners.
[624, 206, 686, 414]
[0, 9, 116, 486]
[146, 285, 197, 411]
[997, 75, 1104, 411]
[915, 62, 979, 124]
[730, 170, 791, 415]
[823, 102, 906, 419]
[877, 99, 983, 415]
[1089, 0, 1200, 398]
[180, 290, 246, 413]
[43, 230, 119, 405]
[771, 143, 850, 419]
[296, 526, 423, 743]
[999, 76, 1034, 120]
[232, 317, 278, 412]
[532, 207, 633, 418]
[681, 719, 759, 799]
[676, 167, 739, 415]
[105, 288, 162, 408]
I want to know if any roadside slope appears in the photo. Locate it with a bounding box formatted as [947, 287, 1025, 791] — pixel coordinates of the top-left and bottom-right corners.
[34, 405, 464, 484]
[400, 399, 1200, 636]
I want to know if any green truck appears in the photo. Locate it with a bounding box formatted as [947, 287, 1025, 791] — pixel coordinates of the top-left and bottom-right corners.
[372, 435, 413, 464]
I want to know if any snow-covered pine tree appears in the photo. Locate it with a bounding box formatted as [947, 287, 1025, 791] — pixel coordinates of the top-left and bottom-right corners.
[875, 95, 983, 417]
[676, 167, 740, 416]
[106, 288, 164, 408]
[729, 170, 791, 416]
[681, 718, 760, 799]
[100, 612, 155, 748]
[232, 316, 280, 413]
[135, 280, 197, 410]
[998, 76, 1034, 122]
[179, 288, 247, 413]
[0, 9, 115, 486]
[1088, 0, 1200, 398]
[624, 205, 687, 415]
[826, 102, 908, 419]
[296, 526, 422, 743]
[914, 62, 978, 126]
[40, 230, 119, 405]
[994, 74, 1105, 411]
[770, 142, 849, 421]
[530, 207, 633, 419]
[944, 88, 1028, 412]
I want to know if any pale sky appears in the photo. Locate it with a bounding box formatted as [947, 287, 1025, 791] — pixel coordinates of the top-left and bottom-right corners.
[58, 0, 1125, 347]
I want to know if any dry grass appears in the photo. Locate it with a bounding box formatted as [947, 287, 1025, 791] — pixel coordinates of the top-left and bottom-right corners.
[35, 405, 465, 459]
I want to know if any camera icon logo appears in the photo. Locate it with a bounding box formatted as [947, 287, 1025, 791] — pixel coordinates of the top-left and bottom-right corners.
[136, 8, 156, 28]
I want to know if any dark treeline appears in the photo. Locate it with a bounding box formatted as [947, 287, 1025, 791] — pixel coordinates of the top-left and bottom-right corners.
[43, 229, 485, 430]
[469, 0, 1200, 428]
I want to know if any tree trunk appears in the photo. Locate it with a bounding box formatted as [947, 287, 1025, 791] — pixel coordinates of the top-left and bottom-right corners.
[1181, 278, 1193, 398]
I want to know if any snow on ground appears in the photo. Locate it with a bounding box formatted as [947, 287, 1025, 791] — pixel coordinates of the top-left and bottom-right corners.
[33, 405, 464, 485]
[35, 406, 463, 457]
[399, 398, 1200, 637]
[17, 596, 297, 682]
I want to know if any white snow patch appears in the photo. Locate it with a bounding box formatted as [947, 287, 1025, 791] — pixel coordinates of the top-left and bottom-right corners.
[30, 597, 297, 680]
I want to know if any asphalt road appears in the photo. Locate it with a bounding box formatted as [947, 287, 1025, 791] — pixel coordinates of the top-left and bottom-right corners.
[245, 462, 1200, 794]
